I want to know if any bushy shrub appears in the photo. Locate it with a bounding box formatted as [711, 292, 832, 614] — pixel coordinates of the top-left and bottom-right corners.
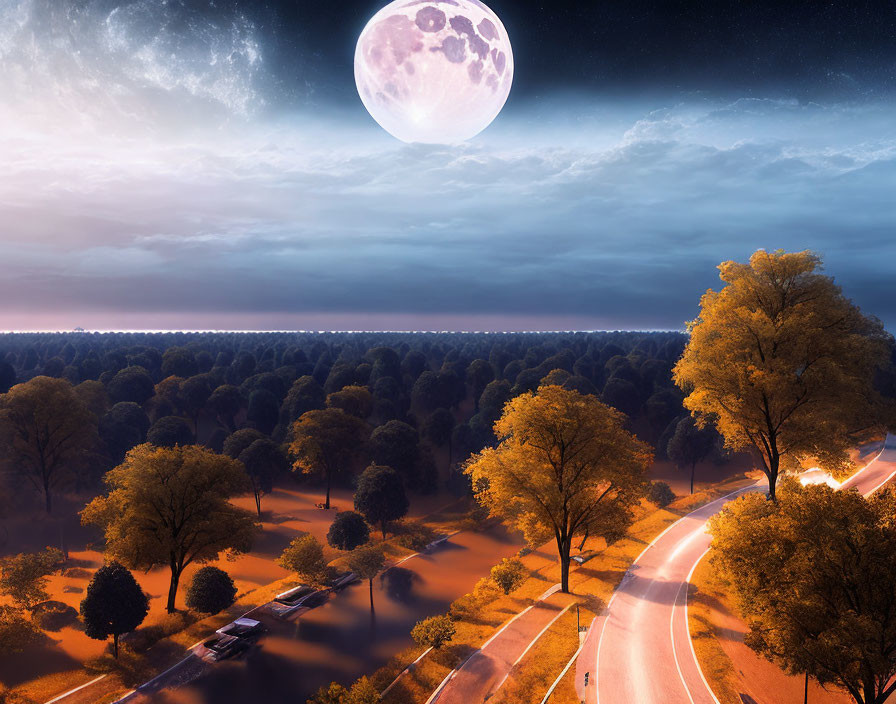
[648, 481, 676, 508]
[412, 615, 457, 650]
[490, 557, 527, 595]
[186, 566, 237, 615]
[393, 521, 438, 552]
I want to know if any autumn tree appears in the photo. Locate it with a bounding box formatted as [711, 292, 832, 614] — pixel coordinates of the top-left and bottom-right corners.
[354, 465, 409, 540]
[290, 408, 368, 509]
[0, 377, 97, 513]
[666, 416, 716, 494]
[465, 385, 651, 593]
[81, 444, 259, 613]
[674, 250, 893, 500]
[80, 561, 149, 658]
[278, 534, 328, 584]
[0, 547, 65, 611]
[412, 615, 456, 649]
[491, 557, 527, 595]
[709, 481, 896, 704]
[347, 543, 386, 612]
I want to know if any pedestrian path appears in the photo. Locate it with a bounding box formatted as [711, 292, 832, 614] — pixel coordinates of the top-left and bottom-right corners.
[429, 584, 576, 704]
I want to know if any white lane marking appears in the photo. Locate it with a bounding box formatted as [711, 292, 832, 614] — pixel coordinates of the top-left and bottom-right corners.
[43, 675, 108, 704]
[426, 583, 562, 703]
[594, 484, 756, 704]
[671, 579, 698, 704]
[381, 646, 434, 697]
[493, 603, 574, 694]
[685, 549, 722, 704]
[540, 620, 594, 704]
[840, 438, 889, 490]
[865, 466, 896, 496]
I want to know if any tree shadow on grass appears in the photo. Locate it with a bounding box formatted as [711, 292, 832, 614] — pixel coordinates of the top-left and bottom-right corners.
[0, 634, 83, 689]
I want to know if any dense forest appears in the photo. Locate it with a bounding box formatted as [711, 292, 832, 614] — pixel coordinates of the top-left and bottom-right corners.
[0, 331, 694, 505]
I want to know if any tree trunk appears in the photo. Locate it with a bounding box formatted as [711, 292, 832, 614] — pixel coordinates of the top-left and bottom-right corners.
[324, 472, 332, 510]
[558, 535, 572, 593]
[255, 489, 262, 517]
[44, 482, 52, 514]
[690, 462, 696, 495]
[804, 671, 808, 704]
[368, 578, 375, 611]
[167, 565, 181, 613]
[113, 632, 119, 659]
[382, 521, 387, 541]
[766, 459, 780, 502]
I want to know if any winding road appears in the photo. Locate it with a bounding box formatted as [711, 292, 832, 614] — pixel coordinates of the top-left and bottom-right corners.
[577, 436, 896, 704]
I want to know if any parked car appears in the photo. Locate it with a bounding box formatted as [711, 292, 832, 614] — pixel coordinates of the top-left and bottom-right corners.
[195, 618, 265, 662]
[327, 571, 359, 591]
[216, 617, 264, 639]
[266, 585, 319, 618]
[196, 633, 250, 662]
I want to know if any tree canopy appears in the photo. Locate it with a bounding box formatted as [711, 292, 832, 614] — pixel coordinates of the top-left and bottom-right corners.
[710, 481, 896, 704]
[465, 385, 651, 592]
[674, 250, 893, 500]
[81, 444, 258, 612]
[353, 465, 409, 540]
[327, 511, 371, 552]
[0, 377, 97, 513]
[290, 408, 368, 509]
[80, 561, 149, 658]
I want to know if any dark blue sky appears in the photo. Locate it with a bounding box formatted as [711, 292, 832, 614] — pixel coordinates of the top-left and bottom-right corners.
[1, 0, 895, 332]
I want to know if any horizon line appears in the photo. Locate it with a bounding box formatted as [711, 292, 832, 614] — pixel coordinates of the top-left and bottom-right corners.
[0, 328, 685, 335]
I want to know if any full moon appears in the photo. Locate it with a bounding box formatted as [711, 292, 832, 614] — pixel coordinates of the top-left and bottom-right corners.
[355, 0, 514, 144]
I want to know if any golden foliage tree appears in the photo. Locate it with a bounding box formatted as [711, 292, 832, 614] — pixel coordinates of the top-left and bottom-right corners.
[709, 481, 896, 704]
[465, 385, 651, 593]
[0, 377, 98, 513]
[81, 444, 259, 613]
[290, 408, 368, 509]
[674, 250, 893, 500]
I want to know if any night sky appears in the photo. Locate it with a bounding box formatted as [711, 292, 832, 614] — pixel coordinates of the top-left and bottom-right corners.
[1, 0, 895, 331]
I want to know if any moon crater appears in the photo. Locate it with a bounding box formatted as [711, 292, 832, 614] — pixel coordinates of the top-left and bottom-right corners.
[355, 0, 514, 143]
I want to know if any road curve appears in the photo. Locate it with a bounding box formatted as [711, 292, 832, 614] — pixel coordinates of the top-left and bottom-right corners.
[578, 436, 896, 704]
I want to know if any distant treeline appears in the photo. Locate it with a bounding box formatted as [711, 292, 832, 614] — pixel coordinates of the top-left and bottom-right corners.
[0, 331, 692, 494]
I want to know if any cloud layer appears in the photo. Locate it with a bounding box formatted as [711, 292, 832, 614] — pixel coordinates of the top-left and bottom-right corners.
[1, 94, 895, 331]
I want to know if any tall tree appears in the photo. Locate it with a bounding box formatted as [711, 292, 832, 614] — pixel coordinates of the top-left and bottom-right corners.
[80, 561, 149, 658]
[238, 438, 288, 516]
[81, 444, 259, 613]
[290, 408, 368, 509]
[465, 385, 651, 593]
[666, 416, 717, 494]
[709, 481, 896, 704]
[0, 376, 97, 513]
[354, 465, 409, 540]
[347, 544, 386, 612]
[674, 250, 893, 501]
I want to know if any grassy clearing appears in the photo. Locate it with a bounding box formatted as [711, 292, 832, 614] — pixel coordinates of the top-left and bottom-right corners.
[374, 473, 755, 704]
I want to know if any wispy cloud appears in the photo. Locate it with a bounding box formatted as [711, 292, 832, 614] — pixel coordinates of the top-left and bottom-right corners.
[1, 97, 895, 331]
